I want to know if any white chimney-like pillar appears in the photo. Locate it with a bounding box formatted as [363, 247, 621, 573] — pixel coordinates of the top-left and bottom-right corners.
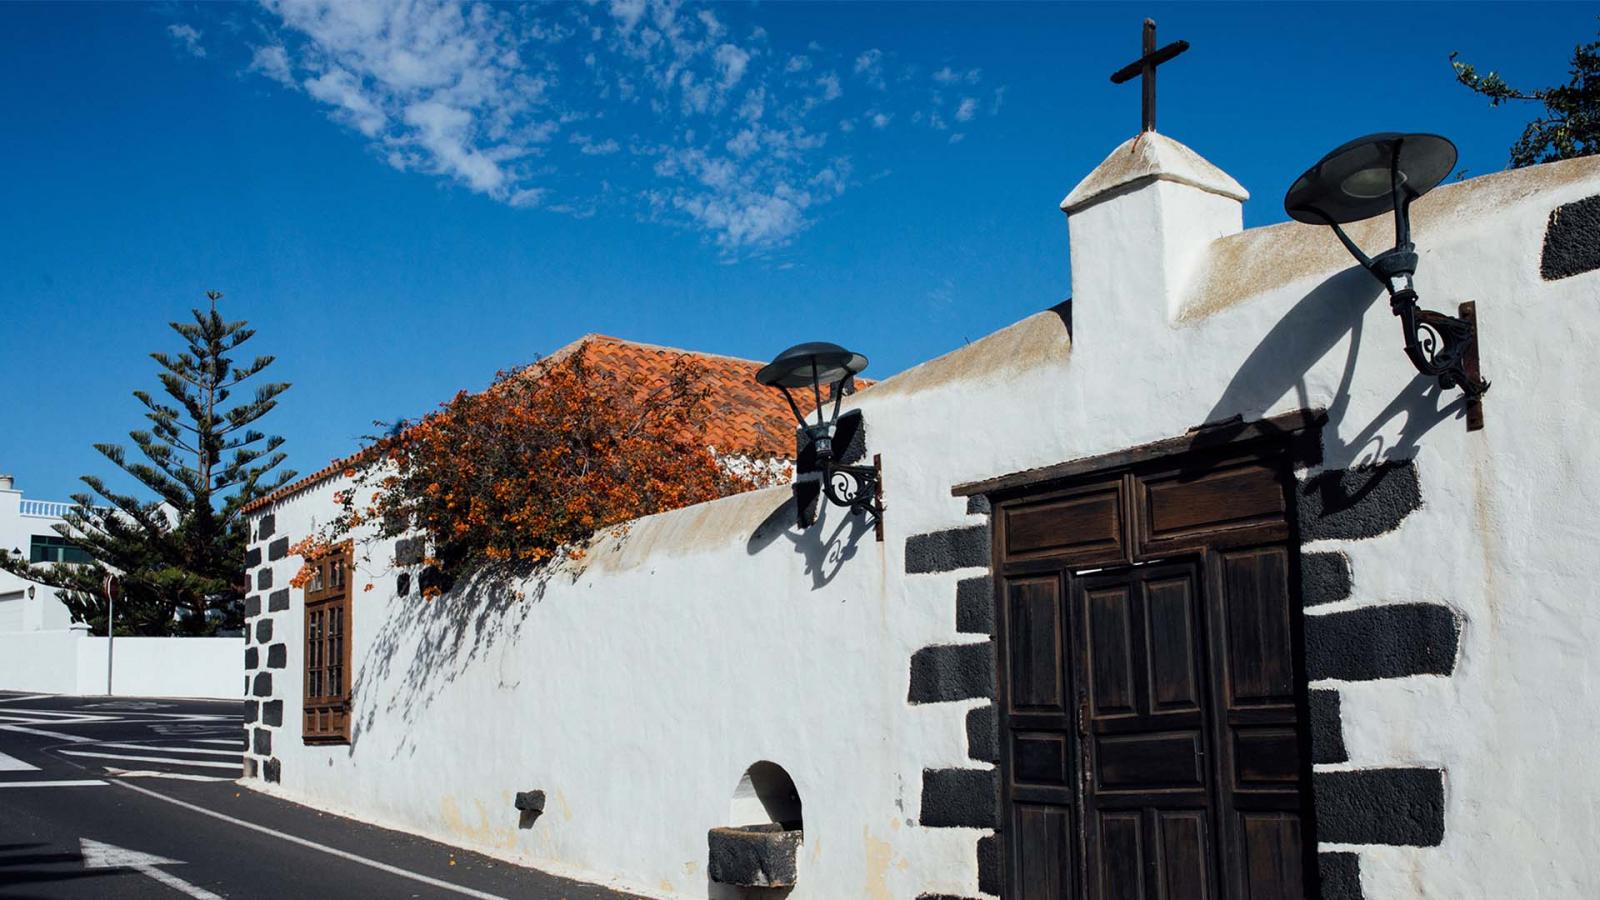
[1062, 133, 1248, 345]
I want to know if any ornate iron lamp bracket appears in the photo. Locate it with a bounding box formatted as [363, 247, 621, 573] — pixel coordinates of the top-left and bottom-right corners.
[821, 455, 885, 540]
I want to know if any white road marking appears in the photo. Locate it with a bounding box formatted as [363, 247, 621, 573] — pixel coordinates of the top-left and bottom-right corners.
[0, 779, 107, 788]
[0, 693, 52, 704]
[103, 768, 231, 783]
[192, 739, 244, 746]
[80, 838, 223, 900]
[61, 750, 242, 770]
[0, 749, 40, 771]
[114, 781, 510, 900]
[0, 724, 94, 743]
[87, 741, 243, 758]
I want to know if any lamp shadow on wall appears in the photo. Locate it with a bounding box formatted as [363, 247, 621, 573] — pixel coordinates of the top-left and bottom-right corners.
[746, 496, 873, 591]
[1202, 265, 1469, 471]
[351, 560, 553, 758]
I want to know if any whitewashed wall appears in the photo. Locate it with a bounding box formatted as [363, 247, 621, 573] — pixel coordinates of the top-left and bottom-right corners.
[0, 629, 242, 699]
[244, 147, 1600, 899]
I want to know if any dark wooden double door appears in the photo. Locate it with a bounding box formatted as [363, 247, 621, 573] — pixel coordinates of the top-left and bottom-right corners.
[995, 448, 1310, 899]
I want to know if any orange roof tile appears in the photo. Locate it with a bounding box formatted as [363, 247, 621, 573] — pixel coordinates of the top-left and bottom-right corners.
[241, 334, 858, 515]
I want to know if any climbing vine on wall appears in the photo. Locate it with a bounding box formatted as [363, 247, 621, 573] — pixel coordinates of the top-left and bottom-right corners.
[303, 345, 776, 589]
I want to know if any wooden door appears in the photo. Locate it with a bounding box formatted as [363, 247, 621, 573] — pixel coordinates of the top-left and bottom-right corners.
[994, 445, 1311, 900]
[1076, 562, 1216, 900]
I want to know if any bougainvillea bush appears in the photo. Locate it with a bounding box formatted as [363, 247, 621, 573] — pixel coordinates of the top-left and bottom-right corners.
[306, 345, 777, 587]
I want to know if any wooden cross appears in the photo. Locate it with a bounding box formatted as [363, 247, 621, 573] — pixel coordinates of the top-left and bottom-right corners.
[1109, 18, 1189, 133]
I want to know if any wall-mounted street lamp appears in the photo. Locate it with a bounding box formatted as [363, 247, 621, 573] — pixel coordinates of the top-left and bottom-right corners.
[756, 342, 884, 539]
[1285, 132, 1489, 430]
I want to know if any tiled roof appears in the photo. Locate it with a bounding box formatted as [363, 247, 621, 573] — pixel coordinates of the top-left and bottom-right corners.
[241, 334, 835, 515]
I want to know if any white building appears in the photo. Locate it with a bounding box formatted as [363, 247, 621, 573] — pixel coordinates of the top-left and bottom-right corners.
[0, 474, 79, 633]
[0, 473, 243, 699]
[239, 132, 1600, 900]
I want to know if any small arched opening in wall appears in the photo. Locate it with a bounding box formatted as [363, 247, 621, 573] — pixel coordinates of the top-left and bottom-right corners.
[709, 761, 803, 897]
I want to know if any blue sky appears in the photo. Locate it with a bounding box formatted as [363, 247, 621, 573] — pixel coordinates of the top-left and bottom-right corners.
[2, 1, 1593, 502]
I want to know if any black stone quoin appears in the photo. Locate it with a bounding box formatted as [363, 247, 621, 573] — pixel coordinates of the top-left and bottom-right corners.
[255, 618, 273, 644]
[1541, 194, 1600, 281]
[1309, 689, 1348, 765]
[906, 526, 990, 574]
[956, 576, 994, 634]
[268, 537, 289, 561]
[255, 567, 273, 590]
[251, 672, 272, 697]
[267, 643, 287, 669]
[976, 833, 1001, 896]
[920, 767, 999, 829]
[1306, 603, 1459, 682]
[263, 758, 281, 783]
[268, 589, 290, 612]
[243, 699, 258, 724]
[245, 547, 261, 568]
[252, 727, 272, 756]
[966, 704, 999, 764]
[244, 647, 259, 670]
[1318, 851, 1363, 900]
[257, 514, 275, 539]
[263, 700, 284, 727]
[244, 595, 262, 617]
[1302, 551, 1353, 607]
[1314, 768, 1445, 846]
[909, 643, 995, 704]
[1298, 461, 1421, 541]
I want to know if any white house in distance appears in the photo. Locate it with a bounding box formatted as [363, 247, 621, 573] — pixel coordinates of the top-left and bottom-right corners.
[0, 473, 242, 699]
[239, 125, 1600, 899]
[0, 473, 80, 633]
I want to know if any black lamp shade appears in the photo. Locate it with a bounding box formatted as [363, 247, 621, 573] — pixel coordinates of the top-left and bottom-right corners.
[756, 341, 868, 389]
[1284, 132, 1457, 225]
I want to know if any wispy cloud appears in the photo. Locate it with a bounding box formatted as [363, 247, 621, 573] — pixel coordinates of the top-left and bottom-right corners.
[168, 23, 206, 58]
[188, 1, 1004, 255]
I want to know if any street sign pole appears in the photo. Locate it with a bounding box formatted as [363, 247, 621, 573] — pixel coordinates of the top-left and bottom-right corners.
[103, 574, 116, 696]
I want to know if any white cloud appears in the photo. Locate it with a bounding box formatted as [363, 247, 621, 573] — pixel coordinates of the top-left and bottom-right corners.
[249, 44, 295, 85]
[713, 43, 750, 89]
[168, 23, 206, 58]
[304, 68, 386, 137]
[932, 65, 981, 85]
[815, 72, 841, 102]
[232, 0, 1001, 254]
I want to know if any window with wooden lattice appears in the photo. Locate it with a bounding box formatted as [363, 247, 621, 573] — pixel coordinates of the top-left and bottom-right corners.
[302, 542, 353, 744]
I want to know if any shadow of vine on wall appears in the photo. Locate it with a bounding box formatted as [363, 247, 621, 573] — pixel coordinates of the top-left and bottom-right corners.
[1201, 265, 1469, 471]
[349, 556, 570, 759]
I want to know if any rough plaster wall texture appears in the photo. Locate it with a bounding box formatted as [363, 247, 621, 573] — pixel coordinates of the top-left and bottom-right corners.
[251, 485, 989, 899]
[239, 154, 1600, 899]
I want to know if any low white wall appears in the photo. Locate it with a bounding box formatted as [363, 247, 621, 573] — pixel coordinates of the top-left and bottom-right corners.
[0, 629, 242, 699]
[0, 629, 82, 693]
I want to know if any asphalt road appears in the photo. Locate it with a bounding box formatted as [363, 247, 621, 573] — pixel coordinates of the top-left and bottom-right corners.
[0, 692, 637, 899]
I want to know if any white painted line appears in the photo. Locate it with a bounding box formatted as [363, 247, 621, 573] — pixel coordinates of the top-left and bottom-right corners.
[0, 693, 52, 704]
[0, 779, 107, 788]
[81, 838, 223, 900]
[89, 742, 243, 758]
[114, 781, 510, 900]
[60, 750, 242, 770]
[192, 739, 245, 746]
[0, 749, 40, 771]
[104, 768, 231, 783]
[0, 724, 94, 743]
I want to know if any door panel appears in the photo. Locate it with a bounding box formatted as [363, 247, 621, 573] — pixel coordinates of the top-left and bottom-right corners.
[1077, 563, 1216, 900]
